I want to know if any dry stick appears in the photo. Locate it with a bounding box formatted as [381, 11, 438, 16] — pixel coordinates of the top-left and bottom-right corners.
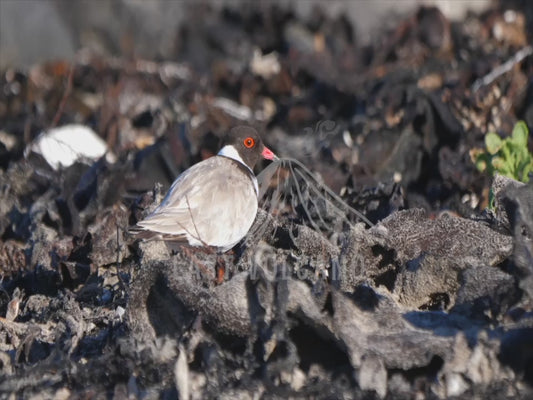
[288, 158, 373, 226]
[294, 167, 346, 227]
[115, 223, 127, 293]
[257, 160, 284, 199]
[271, 189, 284, 242]
[289, 188, 300, 219]
[300, 174, 329, 229]
[288, 161, 322, 233]
[288, 159, 336, 232]
[254, 161, 285, 240]
[50, 63, 75, 128]
[294, 171, 329, 229]
[248, 164, 293, 251]
[270, 165, 285, 212]
[266, 167, 286, 241]
[276, 165, 290, 220]
[472, 45, 533, 92]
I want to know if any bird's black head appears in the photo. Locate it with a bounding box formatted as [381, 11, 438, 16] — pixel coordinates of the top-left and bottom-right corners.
[219, 126, 277, 170]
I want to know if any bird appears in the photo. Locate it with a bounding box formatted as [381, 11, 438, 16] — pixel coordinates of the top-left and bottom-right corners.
[131, 126, 278, 254]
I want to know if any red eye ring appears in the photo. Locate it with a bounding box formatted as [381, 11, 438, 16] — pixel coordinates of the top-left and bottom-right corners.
[243, 137, 255, 148]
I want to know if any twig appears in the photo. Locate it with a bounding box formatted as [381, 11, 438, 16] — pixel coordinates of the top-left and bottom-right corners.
[288, 161, 322, 232]
[51, 63, 75, 128]
[115, 223, 127, 293]
[472, 46, 533, 92]
[287, 158, 373, 226]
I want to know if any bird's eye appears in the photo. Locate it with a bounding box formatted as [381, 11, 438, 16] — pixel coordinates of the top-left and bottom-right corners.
[243, 137, 255, 148]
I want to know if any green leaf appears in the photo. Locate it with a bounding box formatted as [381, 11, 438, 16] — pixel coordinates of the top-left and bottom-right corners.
[485, 132, 503, 154]
[476, 121, 532, 182]
[522, 160, 532, 182]
[475, 156, 487, 172]
[491, 156, 505, 170]
[512, 121, 529, 148]
[501, 142, 513, 164]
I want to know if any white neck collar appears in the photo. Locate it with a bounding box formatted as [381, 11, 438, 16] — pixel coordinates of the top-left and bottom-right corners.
[218, 145, 248, 169]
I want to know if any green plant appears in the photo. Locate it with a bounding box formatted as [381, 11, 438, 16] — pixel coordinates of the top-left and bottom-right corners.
[471, 121, 533, 183]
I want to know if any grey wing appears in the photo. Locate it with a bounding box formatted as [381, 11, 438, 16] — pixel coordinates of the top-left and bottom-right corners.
[135, 158, 217, 238]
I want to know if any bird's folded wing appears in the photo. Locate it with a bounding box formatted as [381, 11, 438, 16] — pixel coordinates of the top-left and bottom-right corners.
[134, 207, 201, 235]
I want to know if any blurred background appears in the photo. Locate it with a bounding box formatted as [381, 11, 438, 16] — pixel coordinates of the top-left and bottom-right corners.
[1, 0, 494, 68]
[1, 3, 533, 397]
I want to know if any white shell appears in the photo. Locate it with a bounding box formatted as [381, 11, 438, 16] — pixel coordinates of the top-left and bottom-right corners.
[27, 124, 114, 170]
